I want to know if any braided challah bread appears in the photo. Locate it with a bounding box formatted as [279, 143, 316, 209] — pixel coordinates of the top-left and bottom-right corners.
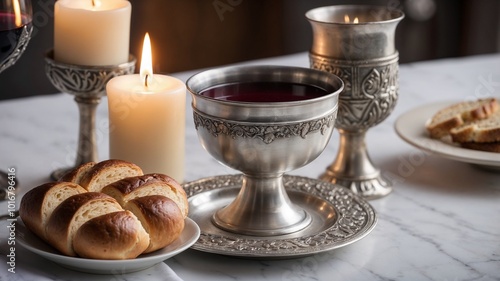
[19, 159, 188, 260]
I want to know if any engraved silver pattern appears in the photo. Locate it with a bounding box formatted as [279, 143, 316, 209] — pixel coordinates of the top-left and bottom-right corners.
[310, 54, 399, 131]
[45, 54, 136, 98]
[184, 174, 377, 257]
[193, 111, 336, 144]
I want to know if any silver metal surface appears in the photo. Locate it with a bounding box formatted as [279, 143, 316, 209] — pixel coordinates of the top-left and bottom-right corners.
[184, 174, 377, 258]
[45, 51, 136, 180]
[307, 5, 404, 200]
[187, 65, 343, 236]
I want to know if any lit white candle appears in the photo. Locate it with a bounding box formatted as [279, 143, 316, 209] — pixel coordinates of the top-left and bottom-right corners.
[106, 33, 186, 182]
[54, 0, 131, 66]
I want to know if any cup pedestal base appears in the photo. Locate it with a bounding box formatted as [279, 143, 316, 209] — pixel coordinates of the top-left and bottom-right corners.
[320, 129, 392, 200]
[211, 174, 312, 236]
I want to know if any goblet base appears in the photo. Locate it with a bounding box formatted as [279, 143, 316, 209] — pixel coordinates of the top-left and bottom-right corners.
[320, 129, 393, 200]
[320, 171, 392, 200]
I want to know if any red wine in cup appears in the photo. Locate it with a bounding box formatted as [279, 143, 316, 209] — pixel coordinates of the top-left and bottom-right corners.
[200, 82, 329, 102]
[0, 12, 31, 63]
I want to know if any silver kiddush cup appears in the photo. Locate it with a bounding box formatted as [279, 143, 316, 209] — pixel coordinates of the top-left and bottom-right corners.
[306, 5, 404, 199]
[187, 65, 343, 236]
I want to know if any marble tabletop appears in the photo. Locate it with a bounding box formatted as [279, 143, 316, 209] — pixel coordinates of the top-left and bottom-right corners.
[0, 52, 499, 281]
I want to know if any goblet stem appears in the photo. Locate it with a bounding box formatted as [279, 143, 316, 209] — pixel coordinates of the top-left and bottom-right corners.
[321, 129, 392, 199]
[213, 173, 311, 236]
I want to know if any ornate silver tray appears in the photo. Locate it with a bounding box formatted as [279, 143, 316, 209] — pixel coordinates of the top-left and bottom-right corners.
[183, 174, 377, 258]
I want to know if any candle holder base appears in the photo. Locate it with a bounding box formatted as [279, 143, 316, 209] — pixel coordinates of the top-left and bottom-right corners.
[50, 168, 72, 181]
[45, 50, 136, 180]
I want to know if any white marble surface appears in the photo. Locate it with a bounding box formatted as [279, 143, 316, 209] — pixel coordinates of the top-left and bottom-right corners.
[1, 52, 500, 281]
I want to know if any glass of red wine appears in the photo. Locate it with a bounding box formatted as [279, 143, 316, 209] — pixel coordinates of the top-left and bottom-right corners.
[0, 0, 32, 195]
[0, 0, 32, 73]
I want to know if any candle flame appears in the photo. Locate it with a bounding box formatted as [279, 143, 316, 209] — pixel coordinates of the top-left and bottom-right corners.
[13, 0, 21, 27]
[344, 14, 359, 24]
[140, 33, 154, 88]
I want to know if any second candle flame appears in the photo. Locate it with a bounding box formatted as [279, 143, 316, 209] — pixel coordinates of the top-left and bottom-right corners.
[140, 33, 153, 88]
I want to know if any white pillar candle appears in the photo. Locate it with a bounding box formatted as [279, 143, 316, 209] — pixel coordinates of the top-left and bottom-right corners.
[54, 0, 131, 66]
[106, 33, 186, 182]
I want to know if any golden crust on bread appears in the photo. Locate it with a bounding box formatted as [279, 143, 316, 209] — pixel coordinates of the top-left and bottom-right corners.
[102, 173, 188, 218]
[73, 211, 150, 259]
[126, 195, 184, 253]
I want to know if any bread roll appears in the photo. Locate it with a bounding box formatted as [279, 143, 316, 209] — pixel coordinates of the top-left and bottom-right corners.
[102, 173, 188, 218]
[125, 195, 184, 253]
[45, 192, 124, 256]
[59, 162, 96, 183]
[73, 211, 150, 259]
[79, 159, 143, 192]
[19, 182, 87, 241]
[450, 111, 500, 143]
[426, 98, 498, 139]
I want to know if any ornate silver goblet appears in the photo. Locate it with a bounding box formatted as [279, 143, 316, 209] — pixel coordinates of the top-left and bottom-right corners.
[307, 5, 404, 200]
[45, 51, 136, 180]
[187, 65, 343, 236]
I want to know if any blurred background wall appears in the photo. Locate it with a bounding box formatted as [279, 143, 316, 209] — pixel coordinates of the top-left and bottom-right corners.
[1, 0, 499, 100]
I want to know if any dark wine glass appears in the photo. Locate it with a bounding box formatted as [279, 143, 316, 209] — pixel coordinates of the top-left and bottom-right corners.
[0, 0, 32, 195]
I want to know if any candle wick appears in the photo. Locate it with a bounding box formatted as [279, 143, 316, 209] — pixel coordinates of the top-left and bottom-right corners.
[145, 74, 149, 87]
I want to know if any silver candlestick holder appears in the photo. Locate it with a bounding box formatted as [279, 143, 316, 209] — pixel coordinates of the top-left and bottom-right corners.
[307, 5, 404, 199]
[45, 50, 136, 180]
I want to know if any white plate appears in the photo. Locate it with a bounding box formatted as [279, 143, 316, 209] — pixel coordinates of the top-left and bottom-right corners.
[16, 217, 200, 274]
[395, 100, 500, 171]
